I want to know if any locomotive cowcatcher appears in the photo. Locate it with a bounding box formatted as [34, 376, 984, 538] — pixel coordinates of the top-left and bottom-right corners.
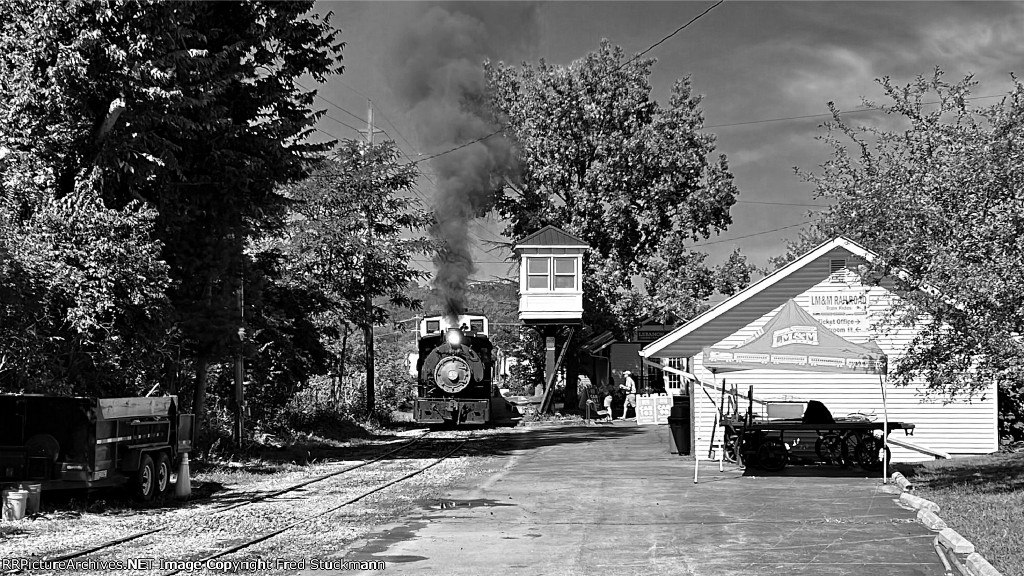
[413, 314, 518, 426]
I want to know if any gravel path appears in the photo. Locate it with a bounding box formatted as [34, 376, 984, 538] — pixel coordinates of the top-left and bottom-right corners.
[0, 428, 521, 576]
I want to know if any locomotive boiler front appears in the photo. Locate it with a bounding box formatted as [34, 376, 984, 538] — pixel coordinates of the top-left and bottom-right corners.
[420, 329, 485, 394]
[414, 324, 496, 425]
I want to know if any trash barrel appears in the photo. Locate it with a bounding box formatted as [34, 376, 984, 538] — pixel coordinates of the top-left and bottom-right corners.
[2, 488, 29, 521]
[668, 395, 691, 455]
[20, 483, 41, 515]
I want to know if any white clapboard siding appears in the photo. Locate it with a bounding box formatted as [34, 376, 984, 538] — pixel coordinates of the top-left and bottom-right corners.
[681, 244, 997, 463]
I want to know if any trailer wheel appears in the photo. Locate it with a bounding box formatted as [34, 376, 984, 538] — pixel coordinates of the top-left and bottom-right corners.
[134, 454, 157, 501]
[154, 452, 172, 496]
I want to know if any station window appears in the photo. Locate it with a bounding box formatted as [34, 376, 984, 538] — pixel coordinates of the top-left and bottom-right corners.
[553, 258, 575, 290]
[526, 257, 549, 290]
[525, 256, 578, 291]
[665, 357, 687, 391]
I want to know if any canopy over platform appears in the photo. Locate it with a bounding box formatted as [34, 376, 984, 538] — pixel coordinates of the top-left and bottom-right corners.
[702, 299, 887, 375]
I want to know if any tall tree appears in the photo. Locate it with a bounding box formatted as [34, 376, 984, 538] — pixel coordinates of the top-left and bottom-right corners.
[0, 167, 172, 395]
[281, 139, 432, 416]
[795, 70, 1024, 439]
[0, 1, 344, 429]
[486, 40, 754, 411]
[485, 40, 752, 335]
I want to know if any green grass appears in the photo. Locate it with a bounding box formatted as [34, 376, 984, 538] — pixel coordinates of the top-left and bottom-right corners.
[897, 452, 1024, 576]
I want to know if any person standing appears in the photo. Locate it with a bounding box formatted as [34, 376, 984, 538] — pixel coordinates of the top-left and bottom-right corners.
[620, 370, 638, 420]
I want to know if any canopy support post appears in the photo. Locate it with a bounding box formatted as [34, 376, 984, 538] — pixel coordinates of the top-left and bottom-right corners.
[693, 377, 700, 484]
[716, 371, 724, 472]
[880, 373, 889, 484]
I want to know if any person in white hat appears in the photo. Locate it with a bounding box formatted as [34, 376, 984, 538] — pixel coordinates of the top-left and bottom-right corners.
[619, 370, 638, 420]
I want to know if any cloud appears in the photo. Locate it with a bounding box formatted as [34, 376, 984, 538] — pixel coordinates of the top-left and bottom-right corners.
[781, 45, 878, 104]
[917, 11, 1024, 83]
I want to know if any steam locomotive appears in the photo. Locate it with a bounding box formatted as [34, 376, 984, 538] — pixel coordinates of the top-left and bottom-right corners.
[413, 314, 519, 426]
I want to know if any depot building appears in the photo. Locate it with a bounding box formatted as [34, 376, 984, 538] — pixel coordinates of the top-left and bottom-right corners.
[640, 237, 998, 462]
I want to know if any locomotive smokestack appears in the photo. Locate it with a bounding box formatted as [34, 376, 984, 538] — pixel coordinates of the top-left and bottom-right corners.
[386, 4, 539, 319]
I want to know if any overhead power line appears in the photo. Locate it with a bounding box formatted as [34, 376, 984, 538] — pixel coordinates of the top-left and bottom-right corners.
[410, 128, 505, 165]
[296, 80, 369, 126]
[736, 200, 828, 208]
[690, 221, 812, 247]
[407, 1, 725, 166]
[321, 112, 363, 135]
[374, 107, 423, 159]
[296, 88, 501, 258]
[336, 78, 373, 102]
[708, 93, 1008, 129]
[615, 0, 725, 72]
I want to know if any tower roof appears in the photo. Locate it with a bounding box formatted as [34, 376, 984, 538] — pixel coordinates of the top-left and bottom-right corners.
[514, 225, 588, 248]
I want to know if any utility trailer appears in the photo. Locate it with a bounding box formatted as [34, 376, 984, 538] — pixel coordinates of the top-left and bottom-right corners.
[0, 394, 194, 501]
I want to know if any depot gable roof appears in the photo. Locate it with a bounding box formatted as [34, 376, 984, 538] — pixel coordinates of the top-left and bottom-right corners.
[640, 237, 877, 359]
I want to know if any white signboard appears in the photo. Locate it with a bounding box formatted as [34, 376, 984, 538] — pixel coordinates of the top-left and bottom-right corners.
[810, 291, 870, 336]
[636, 394, 672, 425]
[808, 292, 868, 315]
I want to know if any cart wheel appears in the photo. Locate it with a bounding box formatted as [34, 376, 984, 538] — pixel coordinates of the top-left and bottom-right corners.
[756, 439, 788, 471]
[154, 452, 172, 496]
[134, 454, 157, 502]
[814, 433, 845, 465]
[723, 434, 740, 463]
[855, 436, 891, 472]
[840, 432, 862, 467]
[741, 432, 765, 468]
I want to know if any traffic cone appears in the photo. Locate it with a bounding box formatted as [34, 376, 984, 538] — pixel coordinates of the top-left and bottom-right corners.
[174, 453, 191, 499]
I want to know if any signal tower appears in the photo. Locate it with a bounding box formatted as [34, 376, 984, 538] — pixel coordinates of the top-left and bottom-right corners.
[513, 226, 588, 413]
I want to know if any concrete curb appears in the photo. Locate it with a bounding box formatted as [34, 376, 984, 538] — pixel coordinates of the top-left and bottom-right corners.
[917, 509, 947, 531]
[899, 491, 940, 513]
[891, 471, 914, 491]
[890, 472, 1003, 576]
[965, 553, 1002, 576]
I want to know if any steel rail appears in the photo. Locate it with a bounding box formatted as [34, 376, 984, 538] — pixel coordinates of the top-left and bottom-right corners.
[1, 431, 432, 575]
[158, 436, 470, 576]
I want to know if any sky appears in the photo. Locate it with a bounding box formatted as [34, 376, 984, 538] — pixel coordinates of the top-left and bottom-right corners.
[305, 1, 1024, 283]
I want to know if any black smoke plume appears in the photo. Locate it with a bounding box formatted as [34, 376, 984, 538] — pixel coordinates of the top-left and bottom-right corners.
[387, 4, 539, 321]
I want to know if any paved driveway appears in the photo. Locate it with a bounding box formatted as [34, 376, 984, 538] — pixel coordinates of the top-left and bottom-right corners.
[341, 423, 945, 576]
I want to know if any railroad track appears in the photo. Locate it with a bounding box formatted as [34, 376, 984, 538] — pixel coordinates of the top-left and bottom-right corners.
[158, 436, 469, 576]
[2, 430, 471, 575]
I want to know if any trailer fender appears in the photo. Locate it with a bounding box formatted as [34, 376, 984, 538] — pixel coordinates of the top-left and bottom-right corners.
[121, 447, 168, 473]
[121, 449, 141, 472]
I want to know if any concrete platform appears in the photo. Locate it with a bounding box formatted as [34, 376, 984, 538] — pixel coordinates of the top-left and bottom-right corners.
[341, 423, 945, 575]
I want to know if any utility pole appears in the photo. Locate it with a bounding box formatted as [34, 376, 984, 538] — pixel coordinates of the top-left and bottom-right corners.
[234, 278, 245, 445]
[359, 100, 385, 415]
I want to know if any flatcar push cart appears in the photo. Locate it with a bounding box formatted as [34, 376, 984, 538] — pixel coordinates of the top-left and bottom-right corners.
[719, 411, 916, 472]
[699, 299, 911, 480]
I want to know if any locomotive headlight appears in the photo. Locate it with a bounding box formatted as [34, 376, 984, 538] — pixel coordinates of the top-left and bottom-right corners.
[446, 329, 462, 346]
